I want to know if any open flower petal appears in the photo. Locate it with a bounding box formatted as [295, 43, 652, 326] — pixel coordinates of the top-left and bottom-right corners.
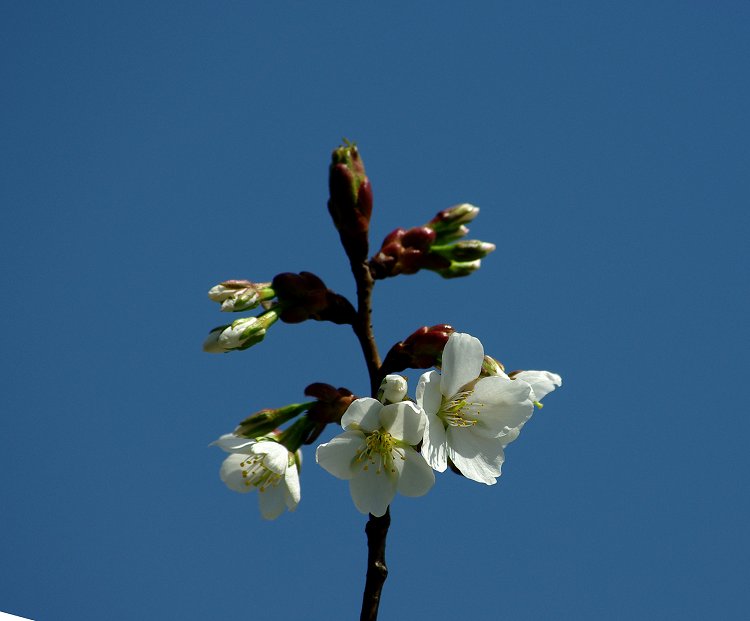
[258, 485, 288, 520]
[420, 410, 448, 472]
[447, 427, 505, 485]
[512, 370, 562, 402]
[379, 401, 425, 445]
[416, 370, 442, 415]
[220, 454, 254, 493]
[440, 332, 484, 397]
[394, 447, 435, 497]
[211, 434, 257, 453]
[341, 397, 382, 432]
[251, 441, 289, 474]
[470, 376, 534, 436]
[349, 465, 397, 517]
[500, 425, 522, 447]
[284, 463, 301, 509]
[315, 430, 365, 480]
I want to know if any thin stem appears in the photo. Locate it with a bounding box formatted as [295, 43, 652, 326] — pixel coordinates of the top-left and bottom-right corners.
[350, 259, 381, 397]
[360, 508, 391, 621]
[347, 256, 390, 621]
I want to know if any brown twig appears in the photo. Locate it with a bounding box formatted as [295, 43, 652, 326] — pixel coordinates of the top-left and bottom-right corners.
[350, 259, 381, 397]
[347, 256, 391, 621]
[360, 508, 391, 621]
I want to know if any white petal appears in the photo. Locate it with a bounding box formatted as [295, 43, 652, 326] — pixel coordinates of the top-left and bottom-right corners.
[446, 427, 505, 485]
[513, 370, 562, 402]
[420, 411, 448, 472]
[500, 425, 522, 447]
[258, 485, 287, 520]
[219, 454, 253, 493]
[380, 401, 425, 445]
[416, 370, 442, 415]
[284, 463, 301, 510]
[441, 333, 484, 398]
[210, 434, 256, 453]
[349, 465, 397, 517]
[315, 431, 364, 480]
[394, 447, 435, 497]
[250, 441, 289, 474]
[341, 398, 382, 432]
[470, 376, 534, 436]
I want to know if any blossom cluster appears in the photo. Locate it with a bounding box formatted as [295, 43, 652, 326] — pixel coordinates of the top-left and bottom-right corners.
[214, 332, 561, 519]
[316, 332, 561, 515]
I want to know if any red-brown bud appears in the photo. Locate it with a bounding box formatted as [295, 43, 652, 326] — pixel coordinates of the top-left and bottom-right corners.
[328, 143, 372, 263]
[380, 324, 455, 376]
[272, 271, 355, 325]
[304, 383, 357, 428]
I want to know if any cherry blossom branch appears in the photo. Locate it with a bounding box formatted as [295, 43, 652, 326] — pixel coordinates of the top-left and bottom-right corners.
[347, 253, 391, 621]
[360, 508, 390, 621]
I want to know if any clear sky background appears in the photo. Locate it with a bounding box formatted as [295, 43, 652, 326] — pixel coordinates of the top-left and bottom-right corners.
[2, 2, 749, 620]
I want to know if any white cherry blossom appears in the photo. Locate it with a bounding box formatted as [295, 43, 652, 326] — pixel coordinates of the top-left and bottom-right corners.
[417, 332, 536, 485]
[213, 434, 301, 520]
[316, 397, 434, 517]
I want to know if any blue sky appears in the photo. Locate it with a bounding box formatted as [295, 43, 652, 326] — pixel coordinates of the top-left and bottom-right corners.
[2, 2, 749, 619]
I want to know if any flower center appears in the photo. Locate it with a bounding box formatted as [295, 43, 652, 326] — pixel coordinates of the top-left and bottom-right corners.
[239, 454, 282, 492]
[355, 430, 405, 475]
[438, 390, 481, 428]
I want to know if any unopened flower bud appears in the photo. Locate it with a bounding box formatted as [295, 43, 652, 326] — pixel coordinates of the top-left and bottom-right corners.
[380, 324, 455, 375]
[328, 142, 372, 263]
[304, 383, 356, 425]
[436, 259, 482, 279]
[304, 383, 357, 443]
[378, 374, 408, 403]
[202, 308, 280, 353]
[234, 402, 313, 439]
[430, 240, 496, 262]
[432, 224, 469, 245]
[426, 203, 479, 233]
[207, 280, 275, 312]
[481, 355, 506, 377]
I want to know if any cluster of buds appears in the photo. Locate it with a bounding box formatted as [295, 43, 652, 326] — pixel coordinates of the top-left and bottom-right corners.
[204, 272, 355, 353]
[369, 203, 495, 279]
[379, 324, 455, 377]
[328, 141, 373, 264]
